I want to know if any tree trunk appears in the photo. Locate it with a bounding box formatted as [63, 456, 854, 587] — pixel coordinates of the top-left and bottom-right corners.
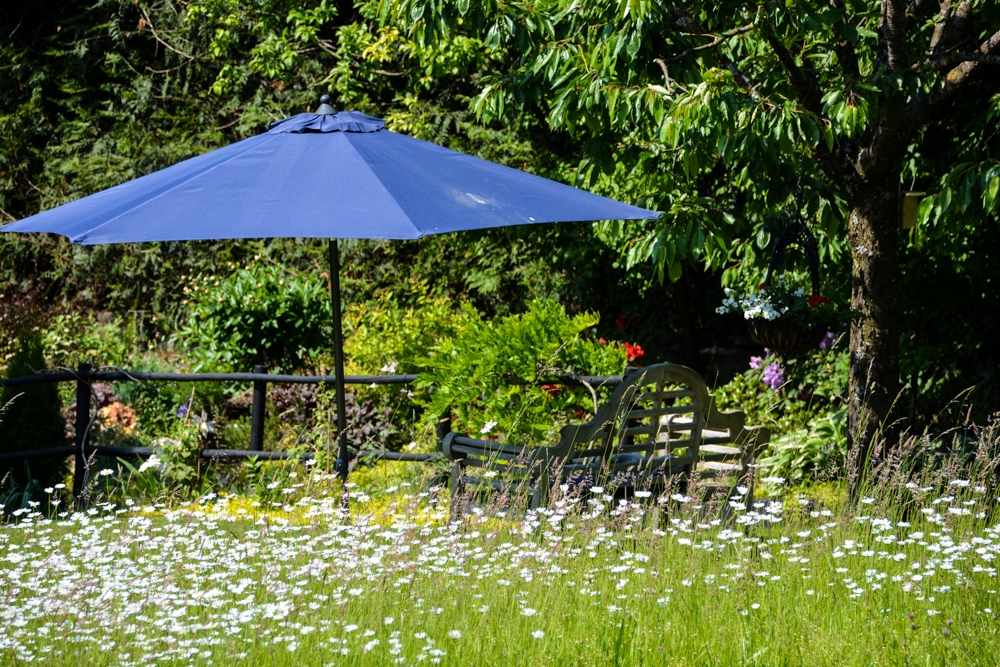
[846, 173, 902, 496]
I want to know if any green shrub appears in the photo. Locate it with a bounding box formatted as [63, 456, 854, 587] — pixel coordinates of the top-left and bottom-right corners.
[343, 279, 469, 375]
[153, 417, 205, 486]
[328, 281, 473, 452]
[416, 299, 627, 445]
[758, 409, 848, 484]
[0, 332, 68, 493]
[714, 343, 849, 437]
[174, 263, 331, 371]
[1, 283, 50, 374]
[41, 311, 135, 370]
[107, 357, 219, 437]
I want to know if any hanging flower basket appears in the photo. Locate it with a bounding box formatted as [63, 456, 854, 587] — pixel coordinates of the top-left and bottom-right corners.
[747, 318, 827, 357]
[717, 208, 846, 357]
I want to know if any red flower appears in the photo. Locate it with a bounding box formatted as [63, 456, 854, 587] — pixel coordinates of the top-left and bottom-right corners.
[808, 294, 831, 308]
[624, 342, 645, 362]
[759, 282, 767, 291]
[615, 314, 631, 330]
[541, 383, 562, 397]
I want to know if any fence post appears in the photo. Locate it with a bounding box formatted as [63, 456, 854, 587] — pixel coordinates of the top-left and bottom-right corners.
[249, 365, 267, 451]
[435, 412, 452, 452]
[72, 363, 91, 498]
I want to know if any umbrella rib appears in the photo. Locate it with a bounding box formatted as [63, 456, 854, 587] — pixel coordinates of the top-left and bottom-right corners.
[341, 133, 424, 239]
[70, 133, 281, 244]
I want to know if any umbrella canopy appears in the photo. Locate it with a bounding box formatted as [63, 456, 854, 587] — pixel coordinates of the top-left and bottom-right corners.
[4, 107, 657, 244]
[2, 98, 660, 482]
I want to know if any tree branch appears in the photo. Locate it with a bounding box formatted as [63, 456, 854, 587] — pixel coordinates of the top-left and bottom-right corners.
[905, 0, 933, 25]
[912, 51, 1000, 72]
[901, 28, 1000, 141]
[885, 0, 910, 70]
[855, 1, 911, 179]
[652, 58, 674, 89]
[937, 27, 1000, 94]
[766, 30, 857, 195]
[661, 9, 757, 93]
[929, 0, 952, 53]
[930, 1, 971, 56]
[659, 23, 755, 64]
[831, 0, 860, 80]
[137, 6, 197, 61]
[765, 33, 823, 114]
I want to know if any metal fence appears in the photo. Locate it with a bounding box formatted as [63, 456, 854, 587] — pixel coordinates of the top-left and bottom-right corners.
[0, 363, 626, 497]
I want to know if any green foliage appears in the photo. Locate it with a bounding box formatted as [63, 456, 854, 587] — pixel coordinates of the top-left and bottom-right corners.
[2, 0, 1000, 435]
[0, 332, 68, 490]
[714, 345, 849, 437]
[41, 311, 136, 370]
[380, 0, 1000, 432]
[381, 0, 893, 285]
[0, 283, 49, 373]
[174, 263, 331, 371]
[343, 279, 469, 375]
[416, 299, 627, 444]
[759, 409, 848, 485]
[898, 218, 1000, 424]
[111, 360, 201, 435]
[339, 280, 473, 452]
[153, 418, 205, 486]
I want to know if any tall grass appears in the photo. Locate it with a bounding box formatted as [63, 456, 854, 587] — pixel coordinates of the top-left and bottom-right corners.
[1, 431, 999, 666]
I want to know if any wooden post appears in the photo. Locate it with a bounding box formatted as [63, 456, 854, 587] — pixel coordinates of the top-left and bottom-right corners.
[249, 365, 267, 452]
[435, 412, 452, 451]
[72, 363, 91, 498]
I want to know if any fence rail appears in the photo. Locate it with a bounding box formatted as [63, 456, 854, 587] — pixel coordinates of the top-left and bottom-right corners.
[1, 364, 627, 497]
[0, 444, 438, 464]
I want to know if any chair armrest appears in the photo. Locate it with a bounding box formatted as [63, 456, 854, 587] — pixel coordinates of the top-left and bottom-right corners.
[704, 403, 770, 462]
[441, 431, 533, 461]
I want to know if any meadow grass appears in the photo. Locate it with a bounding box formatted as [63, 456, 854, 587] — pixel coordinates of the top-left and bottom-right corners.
[1, 465, 999, 666]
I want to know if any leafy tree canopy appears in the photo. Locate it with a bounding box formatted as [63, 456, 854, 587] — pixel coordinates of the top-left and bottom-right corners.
[379, 0, 1000, 477]
[378, 0, 1000, 284]
[2, 0, 1000, 454]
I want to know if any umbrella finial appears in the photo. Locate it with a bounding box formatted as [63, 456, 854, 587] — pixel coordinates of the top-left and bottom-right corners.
[316, 95, 336, 115]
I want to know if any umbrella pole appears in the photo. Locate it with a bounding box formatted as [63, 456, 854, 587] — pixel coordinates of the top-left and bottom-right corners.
[329, 239, 350, 483]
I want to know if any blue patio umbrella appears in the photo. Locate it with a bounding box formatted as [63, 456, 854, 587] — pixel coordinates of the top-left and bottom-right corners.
[2, 96, 660, 478]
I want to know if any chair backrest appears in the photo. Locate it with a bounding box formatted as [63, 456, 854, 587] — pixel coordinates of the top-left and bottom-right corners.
[554, 363, 711, 466]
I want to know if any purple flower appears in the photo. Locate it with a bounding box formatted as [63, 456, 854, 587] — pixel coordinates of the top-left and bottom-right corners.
[749, 356, 763, 370]
[819, 331, 837, 350]
[176, 404, 190, 419]
[762, 363, 785, 390]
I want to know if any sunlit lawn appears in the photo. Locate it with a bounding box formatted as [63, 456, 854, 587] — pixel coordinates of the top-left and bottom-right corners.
[1, 470, 998, 666]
